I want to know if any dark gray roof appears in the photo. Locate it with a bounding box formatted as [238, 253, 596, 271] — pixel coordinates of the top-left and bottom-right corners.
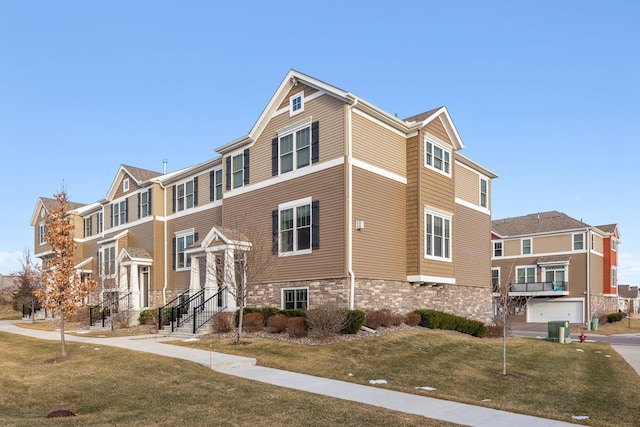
[403, 107, 442, 123]
[492, 211, 589, 237]
[121, 247, 152, 260]
[618, 285, 638, 298]
[596, 224, 618, 234]
[41, 197, 86, 213]
[537, 255, 571, 264]
[122, 165, 162, 182]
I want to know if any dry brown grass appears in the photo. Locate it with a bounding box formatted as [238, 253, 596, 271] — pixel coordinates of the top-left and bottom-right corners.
[0, 332, 456, 427]
[180, 328, 640, 426]
[572, 314, 640, 335]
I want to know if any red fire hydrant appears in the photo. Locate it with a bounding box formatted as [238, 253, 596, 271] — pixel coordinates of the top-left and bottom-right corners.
[580, 332, 586, 343]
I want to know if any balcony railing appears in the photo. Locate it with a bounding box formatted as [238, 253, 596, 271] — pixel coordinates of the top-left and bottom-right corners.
[508, 281, 568, 295]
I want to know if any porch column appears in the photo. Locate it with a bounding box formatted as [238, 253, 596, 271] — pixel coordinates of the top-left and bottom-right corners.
[204, 251, 218, 300]
[224, 246, 237, 310]
[130, 263, 140, 310]
[189, 255, 201, 294]
[119, 265, 128, 296]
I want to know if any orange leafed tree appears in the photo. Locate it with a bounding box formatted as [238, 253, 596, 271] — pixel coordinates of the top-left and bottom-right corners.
[35, 192, 97, 356]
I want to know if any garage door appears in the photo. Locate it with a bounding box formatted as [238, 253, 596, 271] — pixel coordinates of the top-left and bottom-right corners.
[527, 299, 584, 324]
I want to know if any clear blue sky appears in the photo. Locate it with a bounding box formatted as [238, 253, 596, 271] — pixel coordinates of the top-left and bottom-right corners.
[1, 1, 638, 285]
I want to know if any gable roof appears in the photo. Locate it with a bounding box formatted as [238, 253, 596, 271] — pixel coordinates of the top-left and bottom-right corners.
[30, 197, 87, 226]
[492, 211, 591, 237]
[105, 164, 162, 201]
[595, 223, 619, 237]
[215, 69, 465, 154]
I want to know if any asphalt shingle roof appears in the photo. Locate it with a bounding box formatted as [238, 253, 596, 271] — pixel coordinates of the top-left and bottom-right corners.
[492, 211, 590, 237]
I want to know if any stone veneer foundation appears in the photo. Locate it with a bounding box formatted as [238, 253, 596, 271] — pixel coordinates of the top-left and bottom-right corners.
[247, 277, 494, 324]
[590, 295, 619, 320]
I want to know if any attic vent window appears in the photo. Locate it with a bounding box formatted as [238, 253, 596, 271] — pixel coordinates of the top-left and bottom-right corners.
[123, 178, 130, 192]
[290, 91, 304, 116]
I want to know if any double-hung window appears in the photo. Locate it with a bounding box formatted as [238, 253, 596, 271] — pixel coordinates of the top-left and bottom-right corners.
[480, 179, 488, 208]
[232, 154, 244, 189]
[516, 266, 535, 284]
[493, 241, 503, 257]
[279, 126, 311, 174]
[573, 233, 584, 250]
[425, 138, 451, 176]
[491, 268, 500, 288]
[274, 197, 319, 256]
[521, 238, 532, 255]
[139, 189, 151, 218]
[84, 217, 92, 238]
[424, 207, 452, 260]
[112, 200, 127, 227]
[177, 180, 195, 211]
[209, 169, 223, 201]
[175, 231, 195, 270]
[39, 224, 45, 245]
[97, 212, 103, 234]
[283, 287, 308, 309]
[102, 245, 116, 278]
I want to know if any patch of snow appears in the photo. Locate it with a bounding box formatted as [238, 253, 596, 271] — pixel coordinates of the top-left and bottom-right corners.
[415, 386, 436, 391]
[572, 415, 589, 420]
[94, 348, 100, 351]
[348, 373, 353, 376]
[605, 355, 611, 358]
[482, 399, 491, 402]
[75, 331, 90, 334]
[182, 338, 199, 342]
[595, 351, 602, 354]
[369, 379, 387, 384]
[576, 348, 584, 352]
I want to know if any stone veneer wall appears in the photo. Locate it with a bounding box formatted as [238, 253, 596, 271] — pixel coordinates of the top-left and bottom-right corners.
[247, 277, 494, 324]
[591, 295, 619, 319]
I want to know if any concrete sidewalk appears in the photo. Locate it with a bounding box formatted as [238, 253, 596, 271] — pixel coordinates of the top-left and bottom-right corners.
[0, 321, 580, 427]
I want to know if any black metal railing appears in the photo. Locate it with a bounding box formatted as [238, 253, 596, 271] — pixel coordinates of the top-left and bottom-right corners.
[157, 289, 191, 332]
[509, 281, 567, 293]
[90, 292, 132, 327]
[191, 287, 227, 334]
[175, 289, 205, 331]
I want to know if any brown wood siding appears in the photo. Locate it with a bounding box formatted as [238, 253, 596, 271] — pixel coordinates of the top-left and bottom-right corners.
[277, 83, 319, 110]
[589, 252, 604, 295]
[352, 113, 406, 178]
[152, 218, 166, 296]
[454, 162, 479, 206]
[113, 173, 141, 200]
[424, 116, 452, 144]
[352, 167, 406, 279]
[248, 94, 345, 186]
[166, 207, 220, 290]
[503, 239, 520, 257]
[454, 204, 491, 288]
[406, 134, 421, 276]
[568, 253, 587, 296]
[151, 184, 164, 218]
[533, 234, 572, 254]
[223, 166, 345, 282]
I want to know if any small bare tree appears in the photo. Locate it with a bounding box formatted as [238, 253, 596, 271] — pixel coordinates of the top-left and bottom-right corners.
[12, 250, 43, 322]
[35, 191, 98, 356]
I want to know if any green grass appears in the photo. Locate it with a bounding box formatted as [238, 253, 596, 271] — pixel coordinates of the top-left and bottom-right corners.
[0, 332, 456, 427]
[178, 329, 640, 427]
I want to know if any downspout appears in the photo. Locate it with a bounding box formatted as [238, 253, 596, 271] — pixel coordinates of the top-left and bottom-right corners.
[347, 98, 358, 310]
[158, 181, 168, 305]
[586, 227, 591, 328]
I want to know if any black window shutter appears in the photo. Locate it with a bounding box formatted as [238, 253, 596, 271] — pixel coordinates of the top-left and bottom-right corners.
[172, 185, 176, 213]
[172, 237, 176, 270]
[312, 200, 319, 250]
[225, 157, 231, 190]
[125, 199, 129, 223]
[137, 193, 141, 218]
[89, 217, 92, 236]
[148, 189, 152, 215]
[311, 121, 319, 163]
[272, 210, 278, 255]
[193, 176, 198, 206]
[271, 138, 279, 176]
[209, 171, 214, 201]
[110, 205, 113, 227]
[194, 232, 199, 242]
[243, 149, 250, 185]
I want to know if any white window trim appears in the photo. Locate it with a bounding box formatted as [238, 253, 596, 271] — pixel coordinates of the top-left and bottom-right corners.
[277, 119, 312, 175]
[123, 178, 129, 192]
[424, 136, 452, 177]
[516, 265, 537, 283]
[289, 90, 305, 117]
[232, 153, 244, 189]
[493, 241, 503, 257]
[492, 267, 500, 290]
[281, 286, 309, 310]
[278, 197, 313, 257]
[176, 178, 196, 212]
[112, 199, 127, 227]
[611, 266, 617, 288]
[541, 264, 569, 284]
[175, 229, 195, 271]
[572, 232, 585, 251]
[480, 178, 488, 208]
[423, 206, 452, 262]
[214, 169, 223, 201]
[521, 238, 532, 255]
[38, 223, 45, 245]
[101, 244, 117, 279]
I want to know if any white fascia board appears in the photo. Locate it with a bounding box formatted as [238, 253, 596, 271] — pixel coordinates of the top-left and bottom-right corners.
[407, 275, 456, 285]
[418, 107, 464, 150]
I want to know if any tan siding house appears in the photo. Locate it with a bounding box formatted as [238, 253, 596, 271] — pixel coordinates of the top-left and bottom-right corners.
[31, 70, 498, 326]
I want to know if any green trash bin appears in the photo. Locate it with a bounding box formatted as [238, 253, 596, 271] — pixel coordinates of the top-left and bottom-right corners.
[591, 317, 599, 331]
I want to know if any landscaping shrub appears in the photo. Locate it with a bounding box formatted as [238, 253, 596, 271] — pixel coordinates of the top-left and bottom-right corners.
[414, 309, 486, 338]
[606, 312, 624, 323]
[286, 316, 307, 338]
[265, 314, 288, 333]
[235, 308, 263, 327]
[485, 325, 503, 338]
[279, 308, 306, 318]
[364, 310, 384, 330]
[341, 310, 365, 334]
[211, 312, 235, 333]
[404, 312, 421, 327]
[242, 312, 265, 332]
[138, 309, 156, 325]
[260, 307, 280, 323]
[305, 305, 348, 338]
